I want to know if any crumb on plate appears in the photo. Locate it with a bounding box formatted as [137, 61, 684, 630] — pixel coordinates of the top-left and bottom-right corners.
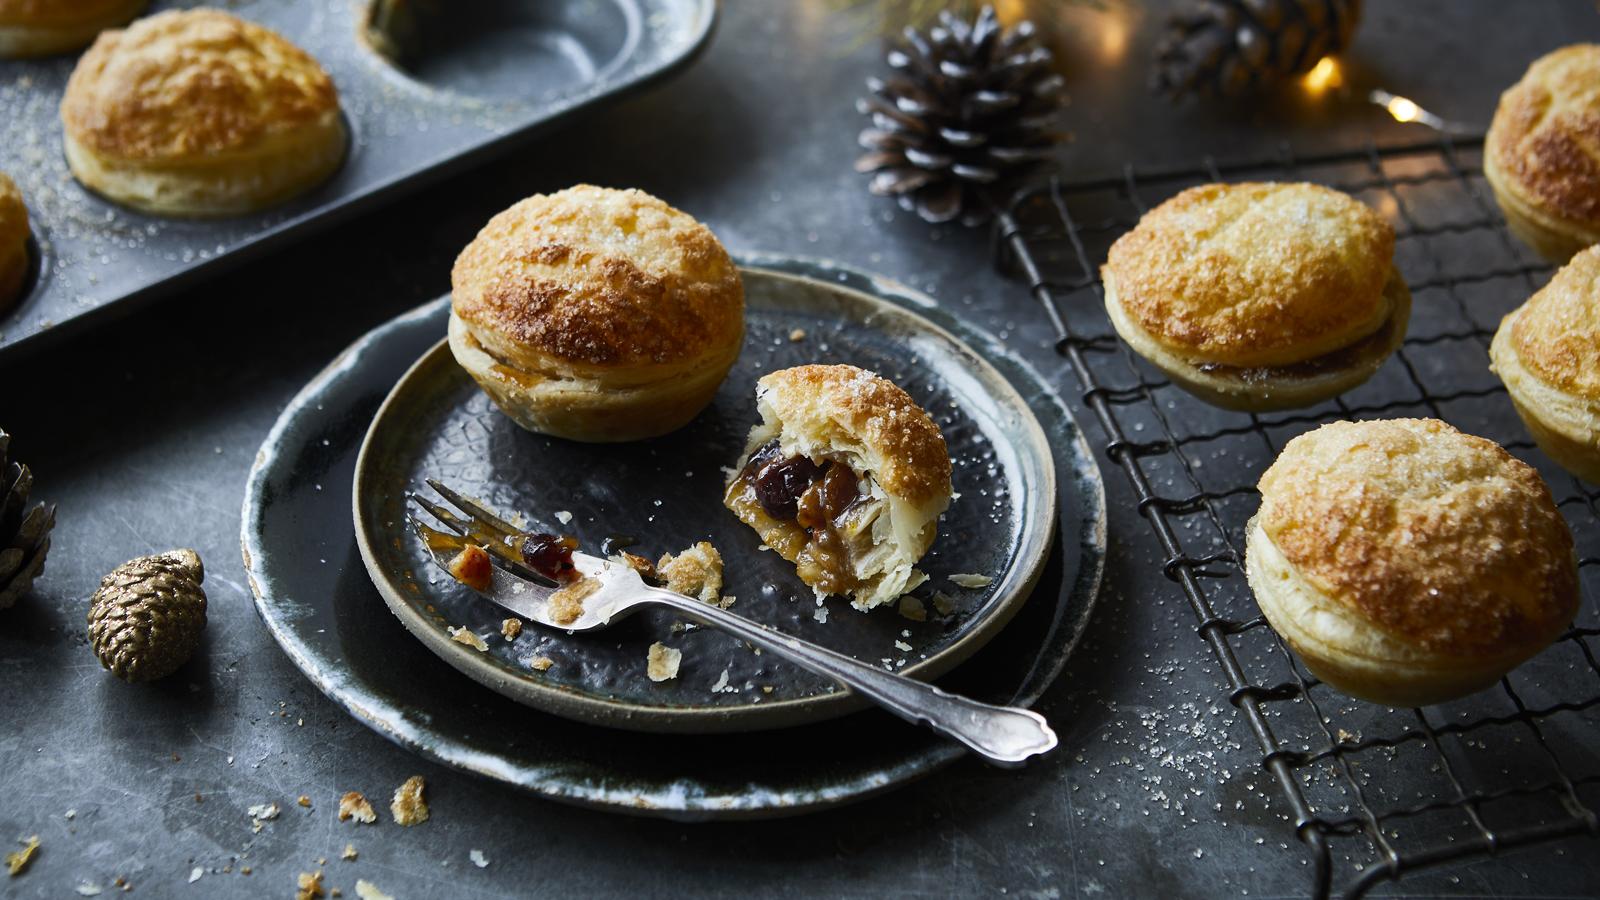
[448, 626, 488, 651]
[647, 643, 682, 682]
[897, 595, 927, 621]
[529, 656, 554, 672]
[500, 618, 522, 641]
[948, 573, 992, 589]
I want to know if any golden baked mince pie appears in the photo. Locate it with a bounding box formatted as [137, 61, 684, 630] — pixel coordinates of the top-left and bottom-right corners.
[1103, 181, 1410, 412]
[450, 185, 745, 442]
[724, 364, 952, 611]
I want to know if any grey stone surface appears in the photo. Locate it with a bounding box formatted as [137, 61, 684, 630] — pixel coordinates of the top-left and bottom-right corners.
[3, 1, 1598, 897]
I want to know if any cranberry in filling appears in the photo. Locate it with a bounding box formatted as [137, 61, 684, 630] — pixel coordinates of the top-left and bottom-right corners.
[521, 532, 579, 582]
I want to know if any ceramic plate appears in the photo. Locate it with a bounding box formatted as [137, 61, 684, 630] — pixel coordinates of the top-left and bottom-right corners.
[354, 267, 1057, 731]
[243, 255, 1104, 817]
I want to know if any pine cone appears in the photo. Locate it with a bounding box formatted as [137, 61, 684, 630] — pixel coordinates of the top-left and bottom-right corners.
[0, 428, 54, 611]
[1152, 0, 1362, 100]
[88, 549, 207, 682]
[855, 5, 1066, 225]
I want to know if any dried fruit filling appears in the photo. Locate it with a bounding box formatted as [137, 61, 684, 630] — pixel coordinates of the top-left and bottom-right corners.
[738, 440, 864, 594]
[521, 532, 579, 582]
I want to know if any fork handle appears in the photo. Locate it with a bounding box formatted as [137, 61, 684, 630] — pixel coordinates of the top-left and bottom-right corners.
[646, 589, 1057, 768]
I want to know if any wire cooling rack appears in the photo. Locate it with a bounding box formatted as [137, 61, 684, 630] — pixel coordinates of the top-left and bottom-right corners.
[994, 137, 1600, 898]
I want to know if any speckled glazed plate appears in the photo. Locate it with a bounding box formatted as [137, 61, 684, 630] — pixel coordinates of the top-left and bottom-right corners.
[356, 267, 1058, 732]
[243, 255, 1104, 818]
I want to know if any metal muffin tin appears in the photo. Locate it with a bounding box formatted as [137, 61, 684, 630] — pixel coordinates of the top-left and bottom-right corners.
[0, 0, 716, 359]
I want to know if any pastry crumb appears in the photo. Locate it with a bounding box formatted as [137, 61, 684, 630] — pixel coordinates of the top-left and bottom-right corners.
[338, 791, 377, 824]
[75, 882, 102, 896]
[6, 835, 39, 876]
[447, 545, 493, 591]
[355, 880, 394, 900]
[657, 542, 724, 603]
[391, 776, 428, 826]
[341, 843, 358, 861]
[469, 849, 490, 868]
[948, 573, 992, 589]
[932, 592, 957, 616]
[613, 551, 658, 581]
[448, 626, 488, 651]
[894, 640, 912, 652]
[788, 328, 808, 342]
[188, 868, 203, 884]
[295, 870, 325, 900]
[297, 795, 312, 808]
[812, 605, 829, 624]
[718, 594, 736, 609]
[547, 577, 599, 625]
[500, 618, 522, 641]
[710, 668, 731, 692]
[554, 510, 573, 525]
[897, 595, 927, 621]
[529, 656, 555, 672]
[647, 643, 682, 682]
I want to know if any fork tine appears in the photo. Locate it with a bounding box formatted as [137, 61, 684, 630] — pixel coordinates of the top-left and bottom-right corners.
[425, 479, 524, 538]
[409, 494, 474, 536]
[409, 495, 556, 586]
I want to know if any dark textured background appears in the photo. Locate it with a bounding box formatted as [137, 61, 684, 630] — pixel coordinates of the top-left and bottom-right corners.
[3, 1, 1599, 897]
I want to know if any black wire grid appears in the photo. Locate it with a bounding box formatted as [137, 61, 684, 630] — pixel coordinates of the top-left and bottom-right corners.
[993, 138, 1600, 898]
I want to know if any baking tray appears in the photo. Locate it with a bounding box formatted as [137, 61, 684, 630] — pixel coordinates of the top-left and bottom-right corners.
[0, 0, 716, 359]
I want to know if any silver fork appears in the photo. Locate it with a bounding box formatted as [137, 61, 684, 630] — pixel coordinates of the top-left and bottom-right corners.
[408, 479, 1058, 767]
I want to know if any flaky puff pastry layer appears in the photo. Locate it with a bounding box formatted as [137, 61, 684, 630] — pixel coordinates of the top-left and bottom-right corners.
[1485, 45, 1600, 262]
[0, 0, 145, 58]
[0, 173, 30, 315]
[60, 8, 345, 217]
[1490, 245, 1600, 482]
[1104, 182, 1397, 369]
[1246, 419, 1578, 707]
[450, 185, 744, 442]
[724, 365, 952, 610]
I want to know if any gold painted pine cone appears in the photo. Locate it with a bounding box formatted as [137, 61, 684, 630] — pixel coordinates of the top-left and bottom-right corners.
[87, 549, 207, 682]
[0, 428, 55, 611]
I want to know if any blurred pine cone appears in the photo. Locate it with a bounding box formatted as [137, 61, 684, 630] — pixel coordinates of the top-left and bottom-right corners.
[0, 428, 54, 611]
[855, 5, 1066, 225]
[88, 549, 207, 682]
[1152, 0, 1362, 100]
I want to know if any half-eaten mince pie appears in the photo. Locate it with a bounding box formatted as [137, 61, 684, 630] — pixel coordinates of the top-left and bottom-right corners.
[724, 364, 952, 610]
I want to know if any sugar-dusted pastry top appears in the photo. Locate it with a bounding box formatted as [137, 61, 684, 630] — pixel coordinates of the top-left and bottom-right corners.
[451, 185, 744, 370]
[1105, 182, 1396, 367]
[60, 9, 339, 162]
[756, 364, 951, 508]
[1256, 418, 1577, 657]
[1487, 44, 1600, 229]
[1509, 244, 1600, 399]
